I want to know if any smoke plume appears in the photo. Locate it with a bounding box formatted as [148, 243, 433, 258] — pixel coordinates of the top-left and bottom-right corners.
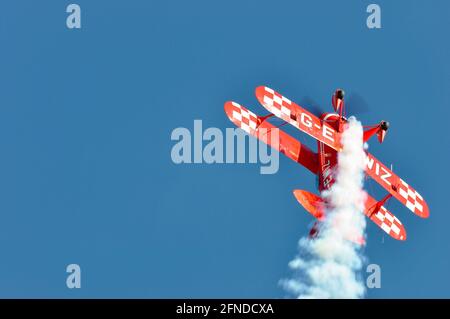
[281, 117, 367, 298]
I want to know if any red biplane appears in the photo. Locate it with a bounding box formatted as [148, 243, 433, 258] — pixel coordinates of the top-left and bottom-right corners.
[224, 86, 429, 241]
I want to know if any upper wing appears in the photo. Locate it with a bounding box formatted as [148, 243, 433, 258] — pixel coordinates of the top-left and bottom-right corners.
[224, 101, 319, 174]
[255, 86, 342, 151]
[365, 152, 429, 218]
[364, 193, 407, 241]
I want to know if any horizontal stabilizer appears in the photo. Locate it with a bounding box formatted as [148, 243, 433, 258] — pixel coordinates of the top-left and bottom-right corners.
[293, 190, 324, 220]
[364, 193, 407, 241]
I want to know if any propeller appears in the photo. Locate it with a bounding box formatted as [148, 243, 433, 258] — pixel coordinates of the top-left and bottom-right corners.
[266, 92, 370, 119]
[300, 96, 324, 117]
[300, 92, 370, 117]
[345, 92, 370, 116]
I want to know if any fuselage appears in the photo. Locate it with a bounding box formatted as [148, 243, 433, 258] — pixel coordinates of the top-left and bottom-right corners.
[317, 113, 347, 192]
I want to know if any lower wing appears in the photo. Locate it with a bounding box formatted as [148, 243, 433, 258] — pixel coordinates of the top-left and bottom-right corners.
[224, 101, 319, 174]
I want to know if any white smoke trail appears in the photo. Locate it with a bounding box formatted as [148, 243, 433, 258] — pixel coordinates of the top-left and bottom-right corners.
[281, 116, 367, 299]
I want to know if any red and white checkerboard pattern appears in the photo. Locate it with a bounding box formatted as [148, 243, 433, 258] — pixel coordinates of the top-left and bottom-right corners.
[372, 206, 406, 240]
[261, 87, 297, 126]
[228, 102, 259, 135]
[398, 179, 425, 216]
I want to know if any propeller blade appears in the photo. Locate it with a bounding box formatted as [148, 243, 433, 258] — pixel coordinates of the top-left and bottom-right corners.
[300, 96, 324, 117]
[346, 92, 370, 116]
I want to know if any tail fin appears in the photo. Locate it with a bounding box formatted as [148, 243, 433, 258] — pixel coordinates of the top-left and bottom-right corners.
[364, 193, 406, 241]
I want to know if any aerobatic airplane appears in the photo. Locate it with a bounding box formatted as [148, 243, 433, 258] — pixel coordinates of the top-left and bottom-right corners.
[224, 86, 429, 241]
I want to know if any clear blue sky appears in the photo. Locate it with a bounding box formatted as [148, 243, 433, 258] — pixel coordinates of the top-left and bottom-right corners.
[0, 0, 448, 298]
